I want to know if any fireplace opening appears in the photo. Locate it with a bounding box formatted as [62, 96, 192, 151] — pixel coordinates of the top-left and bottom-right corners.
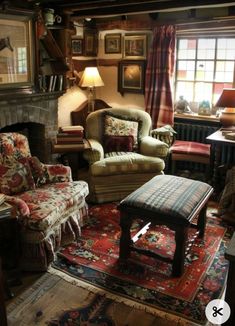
[0, 122, 46, 162]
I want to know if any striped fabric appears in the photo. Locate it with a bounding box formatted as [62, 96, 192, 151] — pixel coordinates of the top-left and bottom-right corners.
[170, 140, 211, 157]
[120, 175, 212, 223]
[145, 25, 176, 128]
[91, 153, 164, 176]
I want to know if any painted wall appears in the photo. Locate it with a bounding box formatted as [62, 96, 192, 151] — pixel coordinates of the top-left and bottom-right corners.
[58, 28, 149, 127]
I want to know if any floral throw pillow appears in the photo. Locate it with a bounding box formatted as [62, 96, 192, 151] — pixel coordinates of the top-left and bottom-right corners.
[0, 160, 35, 195]
[104, 113, 140, 150]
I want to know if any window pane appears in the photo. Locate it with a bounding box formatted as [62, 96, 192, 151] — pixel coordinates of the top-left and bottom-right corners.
[178, 39, 196, 59]
[215, 61, 234, 82]
[198, 39, 215, 59]
[177, 60, 195, 80]
[196, 61, 214, 81]
[175, 81, 194, 102]
[195, 82, 212, 102]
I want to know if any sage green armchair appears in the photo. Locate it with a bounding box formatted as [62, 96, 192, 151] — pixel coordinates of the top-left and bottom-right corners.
[83, 108, 169, 203]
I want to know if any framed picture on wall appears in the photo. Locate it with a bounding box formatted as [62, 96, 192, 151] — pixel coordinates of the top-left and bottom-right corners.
[105, 33, 121, 53]
[71, 38, 83, 55]
[118, 60, 146, 95]
[123, 34, 147, 59]
[0, 13, 34, 93]
[84, 30, 98, 56]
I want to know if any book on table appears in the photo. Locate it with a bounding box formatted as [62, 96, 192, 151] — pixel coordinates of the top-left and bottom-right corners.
[60, 125, 84, 137]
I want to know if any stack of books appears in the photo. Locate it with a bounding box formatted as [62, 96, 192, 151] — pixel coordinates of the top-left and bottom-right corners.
[0, 195, 12, 219]
[53, 125, 87, 153]
[56, 125, 84, 145]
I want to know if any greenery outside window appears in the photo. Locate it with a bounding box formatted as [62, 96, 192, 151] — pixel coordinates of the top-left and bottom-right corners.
[175, 37, 235, 114]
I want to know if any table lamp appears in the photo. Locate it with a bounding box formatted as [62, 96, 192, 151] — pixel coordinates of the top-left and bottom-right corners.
[216, 88, 235, 127]
[79, 67, 104, 113]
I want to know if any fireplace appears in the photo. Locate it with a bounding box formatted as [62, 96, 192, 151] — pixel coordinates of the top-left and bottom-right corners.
[0, 92, 61, 163]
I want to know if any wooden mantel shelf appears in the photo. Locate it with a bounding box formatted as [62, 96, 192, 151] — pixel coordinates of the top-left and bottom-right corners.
[0, 91, 65, 104]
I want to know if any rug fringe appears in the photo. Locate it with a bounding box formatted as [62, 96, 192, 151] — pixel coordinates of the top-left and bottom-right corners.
[48, 266, 201, 326]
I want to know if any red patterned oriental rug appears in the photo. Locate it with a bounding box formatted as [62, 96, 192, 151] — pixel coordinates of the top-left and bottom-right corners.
[51, 202, 233, 324]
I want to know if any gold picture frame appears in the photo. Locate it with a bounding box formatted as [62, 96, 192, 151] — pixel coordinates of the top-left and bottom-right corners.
[84, 30, 98, 56]
[105, 33, 121, 54]
[71, 37, 83, 55]
[0, 13, 34, 93]
[123, 34, 147, 59]
[118, 60, 146, 95]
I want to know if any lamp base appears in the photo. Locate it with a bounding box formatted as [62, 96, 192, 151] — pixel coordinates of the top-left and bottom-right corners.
[219, 108, 235, 127]
[87, 87, 95, 113]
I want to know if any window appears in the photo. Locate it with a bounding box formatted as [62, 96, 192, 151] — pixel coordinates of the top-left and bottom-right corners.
[175, 37, 235, 113]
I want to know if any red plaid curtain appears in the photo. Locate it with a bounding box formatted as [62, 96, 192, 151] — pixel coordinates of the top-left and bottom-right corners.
[145, 25, 176, 128]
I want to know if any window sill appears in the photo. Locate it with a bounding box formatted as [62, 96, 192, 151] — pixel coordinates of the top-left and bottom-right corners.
[174, 112, 220, 123]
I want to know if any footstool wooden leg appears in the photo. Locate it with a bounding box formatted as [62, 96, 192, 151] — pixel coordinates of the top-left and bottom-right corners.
[197, 205, 207, 238]
[119, 212, 132, 260]
[173, 226, 187, 277]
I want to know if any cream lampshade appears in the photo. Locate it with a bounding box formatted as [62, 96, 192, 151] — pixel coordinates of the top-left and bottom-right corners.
[79, 67, 104, 113]
[216, 88, 235, 127]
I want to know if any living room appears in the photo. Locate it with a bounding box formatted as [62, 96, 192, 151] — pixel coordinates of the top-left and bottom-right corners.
[0, 0, 235, 325]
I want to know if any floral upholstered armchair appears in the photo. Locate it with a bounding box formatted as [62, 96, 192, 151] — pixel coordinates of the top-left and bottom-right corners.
[0, 132, 89, 271]
[83, 108, 169, 203]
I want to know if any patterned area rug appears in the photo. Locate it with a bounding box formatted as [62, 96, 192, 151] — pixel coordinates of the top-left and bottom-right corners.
[51, 202, 233, 325]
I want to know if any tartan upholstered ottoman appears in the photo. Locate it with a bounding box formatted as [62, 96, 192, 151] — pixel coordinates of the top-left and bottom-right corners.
[118, 175, 213, 277]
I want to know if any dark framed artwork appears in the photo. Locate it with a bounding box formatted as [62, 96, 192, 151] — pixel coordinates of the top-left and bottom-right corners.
[84, 30, 98, 56]
[105, 33, 121, 54]
[118, 60, 146, 95]
[71, 38, 83, 55]
[123, 34, 147, 59]
[0, 13, 34, 93]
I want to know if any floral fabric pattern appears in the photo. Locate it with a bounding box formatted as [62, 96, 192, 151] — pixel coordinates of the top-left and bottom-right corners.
[16, 181, 89, 231]
[0, 132, 31, 158]
[0, 160, 35, 195]
[104, 114, 139, 149]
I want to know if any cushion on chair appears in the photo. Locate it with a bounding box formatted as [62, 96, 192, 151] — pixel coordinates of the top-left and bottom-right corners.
[171, 140, 210, 157]
[90, 153, 164, 176]
[120, 175, 213, 223]
[103, 112, 141, 150]
[0, 132, 31, 158]
[16, 181, 89, 232]
[0, 160, 35, 195]
[103, 135, 134, 153]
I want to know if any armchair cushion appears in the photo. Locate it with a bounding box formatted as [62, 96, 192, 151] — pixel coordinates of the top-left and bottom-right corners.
[103, 135, 134, 153]
[90, 153, 164, 176]
[103, 112, 141, 150]
[0, 160, 35, 195]
[15, 180, 89, 232]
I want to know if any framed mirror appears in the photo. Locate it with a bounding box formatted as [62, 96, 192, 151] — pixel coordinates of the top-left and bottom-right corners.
[0, 13, 34, 94]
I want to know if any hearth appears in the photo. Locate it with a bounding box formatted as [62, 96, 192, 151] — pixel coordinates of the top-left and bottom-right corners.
[0, 92, 62, 163]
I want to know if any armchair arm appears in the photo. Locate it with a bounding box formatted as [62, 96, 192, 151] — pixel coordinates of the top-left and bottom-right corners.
[5, 195, 30, 217]
[140, 136, 169, 158]
[42, 164, 72, 183]
[83, 139, 104, 165]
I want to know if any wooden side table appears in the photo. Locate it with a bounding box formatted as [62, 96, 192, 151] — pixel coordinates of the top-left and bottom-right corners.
[52, 139, 91, 180]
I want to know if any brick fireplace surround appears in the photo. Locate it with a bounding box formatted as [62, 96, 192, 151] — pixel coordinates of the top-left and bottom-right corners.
[0, 92, 61, 163]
